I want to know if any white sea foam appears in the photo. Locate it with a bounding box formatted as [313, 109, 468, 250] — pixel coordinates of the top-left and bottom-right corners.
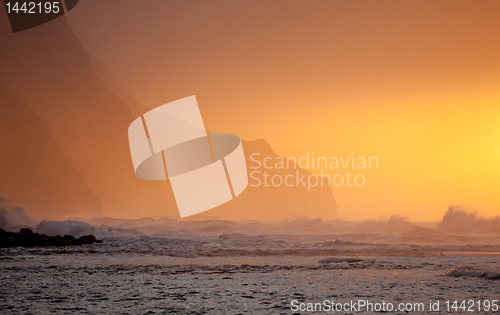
[35, 220, 142, 240]
[445, 266, 500, 279]
[437, 206, 500, 234]
[0, 195, 35, 231]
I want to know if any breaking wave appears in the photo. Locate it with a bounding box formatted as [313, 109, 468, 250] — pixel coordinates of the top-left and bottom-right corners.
[0, 195, 35, 231]
[445, 266, 500, 279]
[437, 206, 500, 234]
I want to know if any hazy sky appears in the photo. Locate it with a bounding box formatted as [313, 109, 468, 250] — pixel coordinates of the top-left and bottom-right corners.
[67, 0, 500, 221]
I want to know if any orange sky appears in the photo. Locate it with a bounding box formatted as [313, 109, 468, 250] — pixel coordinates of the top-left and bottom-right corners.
[66, 0, 500, 221]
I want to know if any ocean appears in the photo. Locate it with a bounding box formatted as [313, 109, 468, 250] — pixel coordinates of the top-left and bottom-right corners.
[1, 218, 500, 314]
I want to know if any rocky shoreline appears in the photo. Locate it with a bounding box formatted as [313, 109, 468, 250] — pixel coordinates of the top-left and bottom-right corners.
[0, 228, 103, 248]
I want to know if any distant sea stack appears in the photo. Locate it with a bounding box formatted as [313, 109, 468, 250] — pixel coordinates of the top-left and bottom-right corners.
[193, 138, 338, 221]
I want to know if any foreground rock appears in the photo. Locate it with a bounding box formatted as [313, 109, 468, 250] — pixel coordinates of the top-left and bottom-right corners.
[0, 228, 103, 248]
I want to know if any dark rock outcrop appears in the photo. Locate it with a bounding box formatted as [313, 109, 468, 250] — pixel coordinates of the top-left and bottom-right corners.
[0, 228, 103, 248]
[18, 228, 34, 236]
